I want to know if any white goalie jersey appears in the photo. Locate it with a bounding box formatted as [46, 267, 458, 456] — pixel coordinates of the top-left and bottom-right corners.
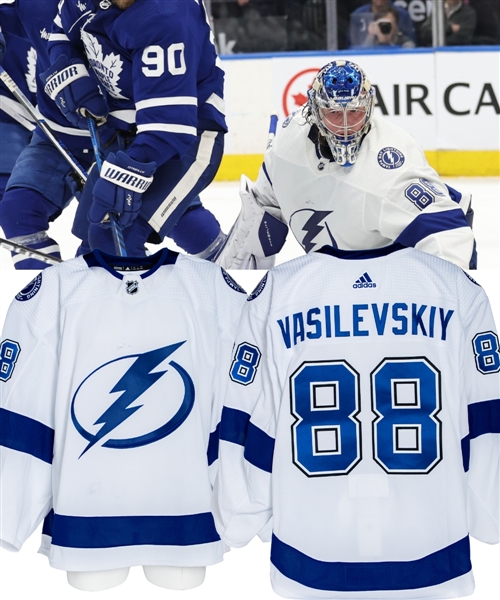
[213, 245, 500, 599]
[0, 250, 246, 572]
[252, 112, 474, 269]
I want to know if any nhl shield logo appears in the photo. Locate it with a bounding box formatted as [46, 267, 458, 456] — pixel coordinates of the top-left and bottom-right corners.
[125, 280, 139, 295]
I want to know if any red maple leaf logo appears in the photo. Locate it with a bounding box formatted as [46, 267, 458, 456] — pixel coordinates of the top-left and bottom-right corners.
[292, 92, 308, 107]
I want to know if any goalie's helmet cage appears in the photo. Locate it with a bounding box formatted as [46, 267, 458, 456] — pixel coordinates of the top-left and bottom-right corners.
[306, 60, 375, 167]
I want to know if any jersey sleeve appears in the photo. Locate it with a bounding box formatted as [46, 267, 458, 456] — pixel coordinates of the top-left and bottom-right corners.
[47, 0, 88, 64]
[460, 278, 500, 544]
[207, 268, 247, 485]
[0, 276, 58, 552]
[379, 158, 474, 269]
[213, 275, 278, 548]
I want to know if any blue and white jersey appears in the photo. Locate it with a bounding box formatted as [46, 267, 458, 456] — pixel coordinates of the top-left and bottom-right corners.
[253, 112, 475, 269]
[0, 11, 36, 130]
[49, 0, 226, 166]
[0, 250, 246, 571]
[0, 0, 98, 147]
[213, 245, 500, 599]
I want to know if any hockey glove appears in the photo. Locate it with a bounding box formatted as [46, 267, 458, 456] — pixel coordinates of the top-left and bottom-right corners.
[41, 55, 108, 129]
[0, 32, 5, 63]
[89, 151, 156, 229]
[215, 175, 288, 269]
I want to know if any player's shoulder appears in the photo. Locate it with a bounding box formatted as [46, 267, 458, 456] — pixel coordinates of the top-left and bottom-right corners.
[272, 110, 311, 157]
[391, 248, 486, 310]
[358, 114, 429, 176]
[117, 0, 199, 47]
[9, 257, 90, 321]
[176, 254, 247, 297]
[368, 114, 423, 152]
[247, 253, 323, 305]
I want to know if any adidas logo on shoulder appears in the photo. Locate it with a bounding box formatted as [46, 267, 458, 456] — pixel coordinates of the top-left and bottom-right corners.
[353, 272, 376, 289]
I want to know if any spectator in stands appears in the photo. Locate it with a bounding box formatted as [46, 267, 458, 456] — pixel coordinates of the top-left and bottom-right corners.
[363, 5, 416, 48]
[349, 0, 416, 47]
[420, 0, 477, 46]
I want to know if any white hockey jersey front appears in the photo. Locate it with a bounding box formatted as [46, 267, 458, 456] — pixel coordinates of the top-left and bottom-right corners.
[0, 249, 246, 572]
[213, 245, 500, 599]
[253, 112, 474, 269]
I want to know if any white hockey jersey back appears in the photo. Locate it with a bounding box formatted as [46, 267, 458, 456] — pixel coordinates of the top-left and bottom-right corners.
[0, 249, 246, 572]
[213, 245, 500, 599]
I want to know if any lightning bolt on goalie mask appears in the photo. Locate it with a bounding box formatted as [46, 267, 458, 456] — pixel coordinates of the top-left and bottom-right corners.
[305, 60, 375, 167]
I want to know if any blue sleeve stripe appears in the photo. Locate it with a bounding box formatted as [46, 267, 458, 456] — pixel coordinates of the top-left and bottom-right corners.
[219, 406, 251, 446]
[244, 421, 275, 473]
[0, 408, 54, 464]
[51, 512, 220, 549]
[271, 534, 471, 592]
[395, 209, 468, 247]
[468, 399, 500, 439]
[461, 435, 470, 472]
[207, 422, 220, 466]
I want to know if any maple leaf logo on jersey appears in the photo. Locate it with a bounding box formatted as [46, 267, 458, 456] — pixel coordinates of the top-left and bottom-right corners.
[26, 47, 37, 94]
[81, 30, 128, 100]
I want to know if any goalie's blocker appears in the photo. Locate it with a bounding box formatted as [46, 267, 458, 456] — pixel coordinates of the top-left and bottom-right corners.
[215, 175, 288, 269]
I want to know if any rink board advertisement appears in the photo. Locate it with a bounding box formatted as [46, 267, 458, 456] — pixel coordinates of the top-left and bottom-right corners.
[219, 48, 499, 178]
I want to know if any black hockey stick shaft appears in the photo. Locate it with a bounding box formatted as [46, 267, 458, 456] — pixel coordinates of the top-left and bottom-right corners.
[86, 117, 127, 257]
[0, 65, 88, 186]
[0, 237, 62, 265]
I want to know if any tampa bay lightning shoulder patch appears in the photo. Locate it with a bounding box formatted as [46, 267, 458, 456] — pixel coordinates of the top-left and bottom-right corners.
[377, 147, 405, 170]
[15, 273, 43, 302]
[248, 273, 268, 301]
[221, 269, 246, 294]
[282, 111, 297, 128]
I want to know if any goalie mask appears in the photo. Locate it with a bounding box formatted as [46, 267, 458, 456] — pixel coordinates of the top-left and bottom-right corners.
[306, 60, 375, 167]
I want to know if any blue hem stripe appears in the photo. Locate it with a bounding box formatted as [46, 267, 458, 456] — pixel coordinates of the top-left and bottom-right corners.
[51, 512, 220, 549]
[469, 399, 500, 439]
[244, 421, 275, 473]
[0, 408, 54, 464]
[220, 406, 251, 446]
[271, 534, 471, 592]
[395, 209, 468, 247]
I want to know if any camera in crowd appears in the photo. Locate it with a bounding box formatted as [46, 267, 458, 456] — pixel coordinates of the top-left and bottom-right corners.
[377, 20, 392, 35]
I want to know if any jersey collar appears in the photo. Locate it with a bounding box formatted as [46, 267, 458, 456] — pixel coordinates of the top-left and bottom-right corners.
[83, 248, 178, 279]
[316, 243, 408, 260]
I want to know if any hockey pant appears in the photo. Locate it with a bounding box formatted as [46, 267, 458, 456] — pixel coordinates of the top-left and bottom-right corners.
[0, 120, 32, 201]
[0, 131, 94, 268]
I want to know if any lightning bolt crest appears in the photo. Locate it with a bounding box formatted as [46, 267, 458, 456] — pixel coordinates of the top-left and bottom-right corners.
[80, 342, 184, 457]
[300, 210, 333, 253]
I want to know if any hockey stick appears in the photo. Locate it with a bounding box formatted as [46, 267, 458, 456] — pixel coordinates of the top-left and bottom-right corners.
[86, 117, 127, 257]
[267, 114, 278, 149]
[0, 237, 62, 265]
[0, 65, 88, 187]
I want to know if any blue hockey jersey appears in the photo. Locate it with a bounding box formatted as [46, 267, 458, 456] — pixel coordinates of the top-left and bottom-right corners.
[49, 0, 227, 165]
[0, 0, 100, 148]
[0, 21, 36, 131]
